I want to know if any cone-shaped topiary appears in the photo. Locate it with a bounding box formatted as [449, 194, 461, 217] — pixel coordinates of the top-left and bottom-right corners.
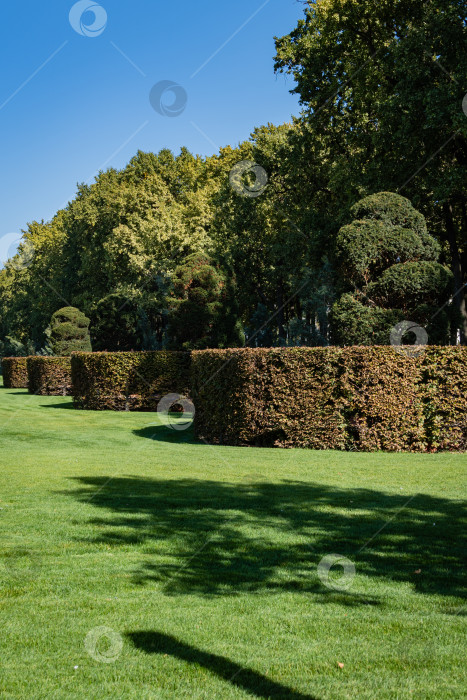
[49, 307, 92, 356]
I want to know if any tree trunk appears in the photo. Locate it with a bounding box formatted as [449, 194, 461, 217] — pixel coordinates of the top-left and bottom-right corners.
[277, 286, 285, 344]
[443, 203, 466, 345]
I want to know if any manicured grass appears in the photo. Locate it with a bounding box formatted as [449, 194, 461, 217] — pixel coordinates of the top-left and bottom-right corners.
[0, 384, 465, 699]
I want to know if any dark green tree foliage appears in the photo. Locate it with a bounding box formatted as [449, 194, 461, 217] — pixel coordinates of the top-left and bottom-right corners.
[330, 294, 402, 347]
[167, 254, 244, 350]
[331, 193, 454, 345]
[50, 307, 91, 356]
[367, 261, 453, 310]
[90, 294, 141, 352]
[90, 293, 166, 352]
[0, 336, 35, 358]
[210, 124, 337, 346]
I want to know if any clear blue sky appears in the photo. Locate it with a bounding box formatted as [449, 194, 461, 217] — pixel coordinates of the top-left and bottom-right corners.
[0, 0, 302, 239]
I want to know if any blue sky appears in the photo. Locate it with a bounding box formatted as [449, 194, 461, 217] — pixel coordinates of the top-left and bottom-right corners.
[0, 0, 302, 242]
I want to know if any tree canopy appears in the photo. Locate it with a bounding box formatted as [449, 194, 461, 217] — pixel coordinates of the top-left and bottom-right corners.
[274, 0, 467, 341]
[1, 0, 465, 352]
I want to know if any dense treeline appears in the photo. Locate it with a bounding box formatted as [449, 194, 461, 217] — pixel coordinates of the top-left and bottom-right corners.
[1, 0, 465, 353]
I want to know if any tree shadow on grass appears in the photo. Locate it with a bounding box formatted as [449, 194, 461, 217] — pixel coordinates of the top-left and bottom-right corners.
[127, 630, 319, 699]
[62, 475, 466, 600]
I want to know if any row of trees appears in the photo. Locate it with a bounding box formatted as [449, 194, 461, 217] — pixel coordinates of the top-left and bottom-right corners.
[1, 0, 465, 353]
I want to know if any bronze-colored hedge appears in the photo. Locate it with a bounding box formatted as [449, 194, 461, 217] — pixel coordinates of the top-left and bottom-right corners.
[1, 357, 29, 388]
[338, 347, 426, 451]
[27, 356, 72, 396]
[420, 347, 467, 451]
[71, 351, 191, 411]
[191, 348, 345, 448]
[191, 346, 467, 452]
[68, 346, 466, 452]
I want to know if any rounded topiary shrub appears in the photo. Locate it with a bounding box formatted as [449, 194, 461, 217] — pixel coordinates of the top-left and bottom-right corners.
[333, 192, 454, 345]
[50, 307, 92, 356]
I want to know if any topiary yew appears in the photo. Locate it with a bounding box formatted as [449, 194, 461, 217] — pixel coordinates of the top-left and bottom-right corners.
[332, 192, 454, 345]
[167, 253, 244, 350]
[49, 307, 92, 356]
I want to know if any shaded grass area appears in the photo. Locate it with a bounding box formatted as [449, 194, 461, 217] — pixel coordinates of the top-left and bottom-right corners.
[127, 630, 319, 699]
[67, 476, 465, 600]
[0, 384, 466, 699]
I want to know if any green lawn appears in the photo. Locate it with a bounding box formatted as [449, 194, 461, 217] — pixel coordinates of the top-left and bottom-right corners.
[0, 384, 465, 699]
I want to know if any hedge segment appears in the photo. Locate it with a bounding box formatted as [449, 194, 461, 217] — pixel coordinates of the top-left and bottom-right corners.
[27, 357, 72, 396]
[192, 346, 467, 452]
[420, 347, 467, 451]
[1, 357, 29, 388]
[71, 351, 191, 411]
[338, 347, 425, 452]
[191, 348, 345, 448]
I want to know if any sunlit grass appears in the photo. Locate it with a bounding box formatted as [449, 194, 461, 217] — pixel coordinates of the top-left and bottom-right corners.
[0, 384, 465, 699]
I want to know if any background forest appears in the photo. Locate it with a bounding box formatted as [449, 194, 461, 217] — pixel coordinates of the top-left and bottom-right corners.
[1, 0, 466, 354]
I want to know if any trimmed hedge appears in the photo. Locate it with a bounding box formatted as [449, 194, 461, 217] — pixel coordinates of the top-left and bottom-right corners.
[68, 346, 466, 452]
[338, 347, 425, 452]
[27, 356, 72, 396]
[191, 348, 346, 448]
[420, 347, 467, 451]
[71, 351, 191, 411]
[1, 357, 29, 388]
[191, 346, 467, 452]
